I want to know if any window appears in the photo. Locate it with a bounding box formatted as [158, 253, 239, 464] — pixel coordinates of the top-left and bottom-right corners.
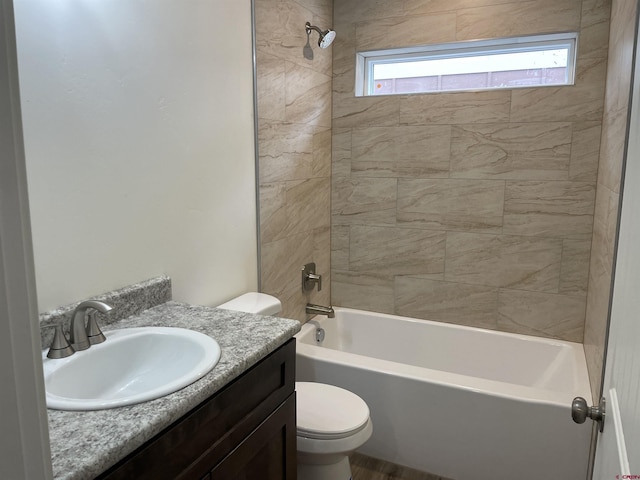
[355, 33, 578, 96]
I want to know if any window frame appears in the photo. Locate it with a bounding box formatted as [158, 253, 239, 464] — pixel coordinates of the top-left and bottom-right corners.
[355, 32, 579, 97]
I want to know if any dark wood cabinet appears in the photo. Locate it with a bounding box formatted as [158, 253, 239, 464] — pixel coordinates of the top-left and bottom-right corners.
[97, 339, 296, 480]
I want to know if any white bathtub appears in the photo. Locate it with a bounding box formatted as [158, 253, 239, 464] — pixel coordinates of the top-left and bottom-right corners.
[295, 307, 593, 480]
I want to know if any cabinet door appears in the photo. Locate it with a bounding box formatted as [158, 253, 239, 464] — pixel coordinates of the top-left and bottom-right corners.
[210, 394, 297, 480]
[99, 340, 295, 480]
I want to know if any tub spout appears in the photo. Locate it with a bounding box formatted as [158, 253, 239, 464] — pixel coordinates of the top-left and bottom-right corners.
[306, 303, 335, 318]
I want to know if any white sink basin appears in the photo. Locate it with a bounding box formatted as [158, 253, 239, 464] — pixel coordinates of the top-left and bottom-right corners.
[42, 327, 221, 411]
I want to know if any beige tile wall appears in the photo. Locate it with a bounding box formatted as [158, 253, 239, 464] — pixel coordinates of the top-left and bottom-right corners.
[255, 0, 333, 320]
[584, 0, 637, 401]
[331, 0, 611, 342]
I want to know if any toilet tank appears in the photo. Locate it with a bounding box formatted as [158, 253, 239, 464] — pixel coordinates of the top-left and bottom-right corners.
[217, 292, 282, 316]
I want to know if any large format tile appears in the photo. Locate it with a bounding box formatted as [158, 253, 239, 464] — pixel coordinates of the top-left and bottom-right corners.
[351, 126, 451, 178]
[579, 0, 612, 59]
[296, 0, 333, 18]
[584, 267, 610, 400]
[332, 62, 357, 98]
[332, 177, 398, 225]
[331, 225, 350, 271]
[503, 181, 596, 238]
[332, 21, 356, 96]
[313, 128, 332, 178]
[323, 0, 612, 346]
[259, 182, 287, 244]
[583, 336, 605, 402]
[604, 0, 636, 112]
[510, 56, 607, 123]
[450, 123, 572, 180]
[569, 122, 602, 182]
[397, 178, 505, 233]
[334, 95, 400, 128]
[399, 91, 511, 125]
[333, 41, 357, 97]
[305, 7, 335, 76]
[256, 0, 333, 322]
[261, 229, 315, 310]
[256, 0, 332, 73]
[584, 184, 620, 350]
[262, 227, 330, 320]
[395, 277, 498, 329]
[356, 13, 456, 50]
[258, 121, 325, 183]
[445, 232, 563, 291]
[350, 225, 446, 276]
[285, 62, 332, 127]
[582, 0, 635, 397]
[284, 177, 331, 233]
[332, 270, 395, 314]
[310, 226, 332, 305]
[256, 50, 286, 121]
[598, 106, 628, 193]
[456, 0, 581, 40]
[262, 178, 331, 243]
[560, 238, 592, 296]
[403, 0, 532, 15]
[497, 289, 586, 342]
[332, 128, 352, 177]
[335, 0, 406, 24]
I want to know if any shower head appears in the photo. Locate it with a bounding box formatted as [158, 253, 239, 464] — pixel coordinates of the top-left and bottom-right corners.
[305, 22, 336, 49]
[319, 29, 336, 49]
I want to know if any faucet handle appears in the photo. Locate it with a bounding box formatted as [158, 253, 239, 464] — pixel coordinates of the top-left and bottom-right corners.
[41, 324, 75, 359]
[307, 273, 322, 291]
[86, 311, 106, 345]
[302, 262, 323, 292]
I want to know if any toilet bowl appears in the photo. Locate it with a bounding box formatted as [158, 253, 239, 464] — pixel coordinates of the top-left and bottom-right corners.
[217, 293, 373, 480]
[296, 381, 372, 480]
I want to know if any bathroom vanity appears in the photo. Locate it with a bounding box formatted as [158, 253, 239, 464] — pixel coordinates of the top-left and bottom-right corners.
[98, 339, 296, 479]
[44, 300, 300, 480]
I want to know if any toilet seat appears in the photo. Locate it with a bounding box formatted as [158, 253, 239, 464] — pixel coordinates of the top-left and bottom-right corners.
[296, 382, 370, 440]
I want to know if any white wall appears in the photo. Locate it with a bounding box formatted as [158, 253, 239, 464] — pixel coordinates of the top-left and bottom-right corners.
[594, 16, 640, 473]
[14, 0, 258, 312]
[1, 1, 52, 477]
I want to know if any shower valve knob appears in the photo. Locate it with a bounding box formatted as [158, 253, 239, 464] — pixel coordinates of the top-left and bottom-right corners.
[302, 263, 322, 292]
[307, 273, 322, 291]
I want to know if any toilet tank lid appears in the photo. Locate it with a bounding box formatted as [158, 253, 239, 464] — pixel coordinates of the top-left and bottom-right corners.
[217, 292, 282, 316]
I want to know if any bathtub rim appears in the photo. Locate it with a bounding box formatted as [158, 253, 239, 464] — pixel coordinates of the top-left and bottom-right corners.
[296, 307, 592, 408]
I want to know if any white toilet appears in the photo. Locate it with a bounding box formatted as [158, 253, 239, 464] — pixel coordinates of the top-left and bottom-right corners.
[218, 293, 373, 480]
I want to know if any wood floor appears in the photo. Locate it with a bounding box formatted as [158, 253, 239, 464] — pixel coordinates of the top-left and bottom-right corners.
[350, 453, 454, 480]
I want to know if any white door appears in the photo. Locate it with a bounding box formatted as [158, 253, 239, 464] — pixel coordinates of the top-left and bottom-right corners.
[591, 15, 640, 477]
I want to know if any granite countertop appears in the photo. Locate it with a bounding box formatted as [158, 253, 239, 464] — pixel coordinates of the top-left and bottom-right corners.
[47, 301, 300, 480]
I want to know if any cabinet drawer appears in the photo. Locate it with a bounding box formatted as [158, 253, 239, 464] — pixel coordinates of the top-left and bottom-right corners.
[98, 339, 295, 480]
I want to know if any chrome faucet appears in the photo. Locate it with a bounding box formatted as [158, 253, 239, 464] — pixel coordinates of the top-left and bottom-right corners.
[306, 303, 335, 318]
[69, 300, 113, 351]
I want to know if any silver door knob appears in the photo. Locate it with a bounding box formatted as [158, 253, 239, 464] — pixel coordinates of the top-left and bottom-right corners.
[571, 396, 605, 432]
